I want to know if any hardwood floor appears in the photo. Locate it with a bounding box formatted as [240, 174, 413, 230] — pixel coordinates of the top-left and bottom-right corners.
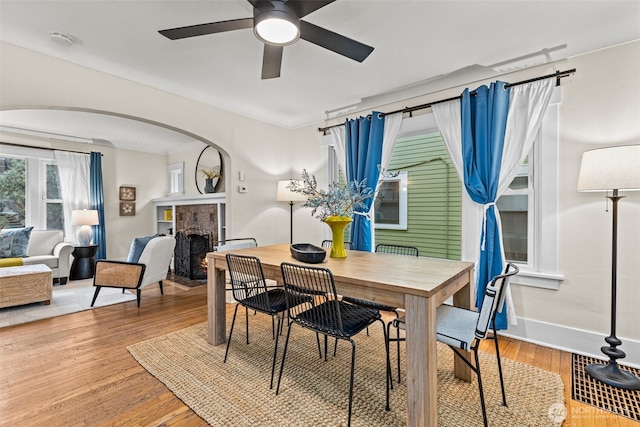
[0, 282, 635, 426]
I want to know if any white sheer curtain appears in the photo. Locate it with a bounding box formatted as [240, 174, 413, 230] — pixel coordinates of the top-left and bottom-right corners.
[433, 78, 555, 324]
[329, 126, 347, 181]
[54, 151, 91, 242]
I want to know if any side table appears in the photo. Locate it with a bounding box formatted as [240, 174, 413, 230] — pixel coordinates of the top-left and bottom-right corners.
[70, 244, 99, 280]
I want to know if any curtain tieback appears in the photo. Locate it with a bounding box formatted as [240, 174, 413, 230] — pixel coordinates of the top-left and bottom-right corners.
[481, 202, 496, 251]
[352, 211, 370, 220]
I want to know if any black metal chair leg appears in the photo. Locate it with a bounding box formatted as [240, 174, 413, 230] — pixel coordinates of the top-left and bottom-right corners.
[271, 315, 275, 340]
[324, 334, 328, 361]
[224, 304, 240, 363]
[394, 313, 401, 383]
[91, 286, 101, 307]
[159, 280, 163, 294]
[276, 323, 294, 395]
[347, 339, 356, 427]
[245, 306, 250, 344]
[474, 349, 489, 427]
[493, 330, 508, 406]
[136, 289, 141, 307]
[385, 321, 394, 391]
[270, 315, 282, 389]
[316, 332, 322, 358]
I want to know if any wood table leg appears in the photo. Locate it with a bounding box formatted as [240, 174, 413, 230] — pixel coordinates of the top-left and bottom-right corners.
[207, 255, 227, 345]
[405, 294, 438, 427]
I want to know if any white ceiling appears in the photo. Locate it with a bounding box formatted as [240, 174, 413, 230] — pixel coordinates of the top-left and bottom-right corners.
[0, 0, 639, 154]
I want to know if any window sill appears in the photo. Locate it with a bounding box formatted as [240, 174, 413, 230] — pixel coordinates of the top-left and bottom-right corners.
[510, 269, 564, 290]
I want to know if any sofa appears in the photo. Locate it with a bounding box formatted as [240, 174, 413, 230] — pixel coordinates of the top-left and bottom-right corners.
[0, 229, 74, 285]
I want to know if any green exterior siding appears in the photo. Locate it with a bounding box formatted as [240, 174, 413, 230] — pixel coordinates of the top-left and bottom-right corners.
[375, 132, 461, 260]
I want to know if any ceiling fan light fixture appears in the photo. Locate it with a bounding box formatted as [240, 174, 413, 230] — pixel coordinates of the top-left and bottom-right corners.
[254, 9, 300, 46]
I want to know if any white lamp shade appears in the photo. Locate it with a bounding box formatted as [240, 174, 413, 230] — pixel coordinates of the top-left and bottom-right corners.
[577, 145, 640, 192]
[71, 209, 99, 226]
[277, 180, 306, 202]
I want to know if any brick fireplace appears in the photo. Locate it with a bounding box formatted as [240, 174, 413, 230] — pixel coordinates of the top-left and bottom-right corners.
[173, 204, 220, 280]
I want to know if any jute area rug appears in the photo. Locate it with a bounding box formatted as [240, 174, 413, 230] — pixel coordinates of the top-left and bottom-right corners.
[128, 310, 565, 426]
[0, 278, 136, 328]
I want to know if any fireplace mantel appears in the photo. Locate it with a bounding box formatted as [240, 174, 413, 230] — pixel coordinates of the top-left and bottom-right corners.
[152, 194, 226, 242]
[152, 193, 226, 206]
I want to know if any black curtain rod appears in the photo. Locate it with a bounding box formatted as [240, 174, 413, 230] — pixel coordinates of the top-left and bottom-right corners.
[0, 141, 102, 156]
[318, 68, 576, 133]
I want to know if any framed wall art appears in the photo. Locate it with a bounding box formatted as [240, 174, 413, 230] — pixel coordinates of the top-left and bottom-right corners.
[120, 202, 136, 216]
[119, 186, 136, 201]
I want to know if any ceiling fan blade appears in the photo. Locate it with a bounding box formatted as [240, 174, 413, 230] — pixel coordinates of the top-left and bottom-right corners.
[262, 44, 283, 79]
[159, 18, 253, 40]
[285, 1, 336, 18]
[299, 20, 373, 62]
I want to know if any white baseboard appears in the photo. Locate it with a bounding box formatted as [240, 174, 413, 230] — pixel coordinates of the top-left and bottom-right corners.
[501, 316, 640, 369]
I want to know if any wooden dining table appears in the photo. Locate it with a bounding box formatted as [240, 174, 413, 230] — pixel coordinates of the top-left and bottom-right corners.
[207, 243, 474, 427]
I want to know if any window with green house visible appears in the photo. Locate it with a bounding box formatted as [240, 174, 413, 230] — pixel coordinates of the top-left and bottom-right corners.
[375, 132, 462, 260]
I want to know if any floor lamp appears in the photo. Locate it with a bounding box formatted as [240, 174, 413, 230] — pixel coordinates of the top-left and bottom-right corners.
[277, 180, 306, 244]
[577, 144, 640, 390]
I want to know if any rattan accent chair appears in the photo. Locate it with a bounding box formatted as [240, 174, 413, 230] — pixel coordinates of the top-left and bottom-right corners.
[341, 243, 419, 383]
[91, 236, 175, 307]
[276, 262, 388, 427]
[224, 253, 314, 389]
[385, 262, 519, 427]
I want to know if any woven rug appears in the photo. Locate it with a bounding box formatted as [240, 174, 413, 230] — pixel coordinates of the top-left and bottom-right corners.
[0, 278, 136, 328]
[572, 353, 640, 421]
[128, 311, 565, 426]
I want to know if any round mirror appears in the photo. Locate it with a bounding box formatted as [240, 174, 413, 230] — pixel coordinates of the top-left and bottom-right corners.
[195, 146, 223, 194]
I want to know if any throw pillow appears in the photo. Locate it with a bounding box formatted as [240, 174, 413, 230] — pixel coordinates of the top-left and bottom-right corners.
[0, 227, 34, 258]
[127, 234, 160, 263]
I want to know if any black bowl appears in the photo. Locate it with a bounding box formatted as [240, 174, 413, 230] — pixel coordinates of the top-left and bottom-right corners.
[290, 243, 327, 264]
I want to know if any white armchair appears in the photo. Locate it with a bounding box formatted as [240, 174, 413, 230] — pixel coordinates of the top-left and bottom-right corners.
[24, 230, 74, 285]
[90, 236, 176, 307]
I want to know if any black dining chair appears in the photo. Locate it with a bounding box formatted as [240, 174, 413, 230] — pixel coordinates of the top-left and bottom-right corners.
[341, 243, 419, 384]
[385, 262, 519, 427]
[321, 239, 353, 250]
[224, 254, 313, 389]
[276, 262, 388, 427]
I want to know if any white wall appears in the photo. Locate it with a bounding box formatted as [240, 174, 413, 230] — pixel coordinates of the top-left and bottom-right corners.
[0, 42, 324, 257]
[2, 40, 639, 364]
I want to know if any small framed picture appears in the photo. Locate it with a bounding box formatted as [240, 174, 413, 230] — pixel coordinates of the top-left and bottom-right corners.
[119, 186, 136, 201]
[120, 202, 136, 216]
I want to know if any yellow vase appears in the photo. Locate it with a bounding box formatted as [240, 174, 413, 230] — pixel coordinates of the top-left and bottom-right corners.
[323, 216, 352, 258]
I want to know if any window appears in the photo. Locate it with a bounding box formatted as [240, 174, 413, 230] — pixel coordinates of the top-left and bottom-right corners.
[45, 163, 64, 230]
[0, 145, 64, 230]
[497, 160, 531, 263]
[374, 171, 407, 230]
[168, 162, 184, 196]
[321, 86, 562, 288]
[0, 157, 26, 228]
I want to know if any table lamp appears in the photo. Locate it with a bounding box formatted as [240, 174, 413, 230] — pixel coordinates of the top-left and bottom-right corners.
[577, 144, 640, 390]
[277, 180, 306, 244]
[71, 209, 99, 246]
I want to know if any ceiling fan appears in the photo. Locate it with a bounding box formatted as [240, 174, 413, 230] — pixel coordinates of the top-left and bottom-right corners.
[158, 0, 374, 79]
